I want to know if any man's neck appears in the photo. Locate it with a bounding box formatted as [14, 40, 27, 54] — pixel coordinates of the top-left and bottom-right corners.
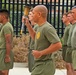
[37, 19, 46, 26]
[71, 20, 76, 25]
[65, 21, 70, 26]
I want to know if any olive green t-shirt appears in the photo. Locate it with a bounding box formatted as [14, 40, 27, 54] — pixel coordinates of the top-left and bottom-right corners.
[0, 22, 13, 49]
[34, 22, 60, 61]
[67, 23, 76, 47]
[71, 23, 76, 49]
[63, 24, 72, 46]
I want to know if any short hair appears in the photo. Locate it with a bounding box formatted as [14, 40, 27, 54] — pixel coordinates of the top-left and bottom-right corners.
[0, 9, 9, 19]
[67, 10, 72, 14]
[72, 6, 76, 9]
[62, 12, 68, 16]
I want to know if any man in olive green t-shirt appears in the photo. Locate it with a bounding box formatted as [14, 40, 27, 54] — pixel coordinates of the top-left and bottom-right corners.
[64, 8, 76, 75]
[0, 9, 14, 75]
[24, 5, 62, 75]
[71, 6, 76, 74]
[62, 12, 72, 61]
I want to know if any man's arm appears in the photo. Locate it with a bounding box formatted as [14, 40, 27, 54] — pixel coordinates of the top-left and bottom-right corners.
[5, 34, 12, 62]
[32, 42, 62, 58]
[41, 42, 62, 55]
[24, 18, 36, 40]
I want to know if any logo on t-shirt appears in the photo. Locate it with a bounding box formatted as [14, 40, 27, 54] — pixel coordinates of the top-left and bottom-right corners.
[36, 32, 40, 39]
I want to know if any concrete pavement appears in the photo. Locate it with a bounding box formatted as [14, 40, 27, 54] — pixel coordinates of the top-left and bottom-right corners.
[9, 63, 67, 75]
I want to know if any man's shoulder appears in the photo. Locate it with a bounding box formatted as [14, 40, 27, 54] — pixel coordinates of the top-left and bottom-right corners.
[4, 22, 12, 28]
[5, 22, 12, 26]
[2, 22, 13, 32]
[43, 22, 55, 30]
[43, 22, 53, 27]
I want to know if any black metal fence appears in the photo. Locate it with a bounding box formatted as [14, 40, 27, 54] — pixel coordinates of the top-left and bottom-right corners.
[0, 0, 76, 37]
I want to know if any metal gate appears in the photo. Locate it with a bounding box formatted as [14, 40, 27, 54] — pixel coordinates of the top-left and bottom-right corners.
[0, 0, 76, 37]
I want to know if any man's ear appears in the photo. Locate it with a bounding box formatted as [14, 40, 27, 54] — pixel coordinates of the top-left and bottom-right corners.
[38, 12, 42, 17]
[2, 15, 5, 19]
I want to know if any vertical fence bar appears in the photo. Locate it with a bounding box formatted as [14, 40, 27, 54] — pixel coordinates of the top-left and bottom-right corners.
[50, 0, 52, 24]
[42, 0, 44, 4]
[29, 0, 32, 5]
[37, 0, 39, 5]
[15, 0, 19, 35]
[12, 0, 15, 29]
[25, 0, 27, 5]
[0, 0, 2, 9]
[33, 0, 36, 7]
[62, 0, 65, 15]
[4, 0, 6, 8]
[57, 0, 60, 37]
[8, 0, 10, 14]
[20, 0, 23, 31]
[61, 0, 65, 37]
[46, 0, 49, 22]
[66, 0, 69, 12]
[53, 0, 56, 28]
[70, 0, 73, 9]
[46, 0, 48, 5]
[75, 0, 76, 5]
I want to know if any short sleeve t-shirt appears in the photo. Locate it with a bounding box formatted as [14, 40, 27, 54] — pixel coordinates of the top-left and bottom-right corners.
[71, 23, 76, 49]
[34, 22, 60, 61]
[0, 22, 13, 49]
[63, 24, 72, 46]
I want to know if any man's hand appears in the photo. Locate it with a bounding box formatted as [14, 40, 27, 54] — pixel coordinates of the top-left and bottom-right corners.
[24, 17, 31, 27]
[32, 50, 42, 59]
[22, 16, 30, 27]
[5, 55, 11, 63]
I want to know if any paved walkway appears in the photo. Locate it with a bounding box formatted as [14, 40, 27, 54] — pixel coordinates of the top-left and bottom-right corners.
[9, 63, 67, 75]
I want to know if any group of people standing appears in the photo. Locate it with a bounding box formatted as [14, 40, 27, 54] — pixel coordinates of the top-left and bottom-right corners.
[0, 5, 62, 75]
[0, 4, 76, 75]
[62, 6, 76, 75]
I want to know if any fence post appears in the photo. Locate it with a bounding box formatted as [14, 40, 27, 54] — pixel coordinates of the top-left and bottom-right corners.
[75, 0, 76, 5]
[0, 0, 2, 9]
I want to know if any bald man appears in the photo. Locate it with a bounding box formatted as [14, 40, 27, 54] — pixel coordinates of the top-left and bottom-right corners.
[24, 5, 62, 75]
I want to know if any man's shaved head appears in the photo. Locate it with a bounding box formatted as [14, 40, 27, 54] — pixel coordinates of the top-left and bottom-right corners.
[33, 5, 48, 18]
